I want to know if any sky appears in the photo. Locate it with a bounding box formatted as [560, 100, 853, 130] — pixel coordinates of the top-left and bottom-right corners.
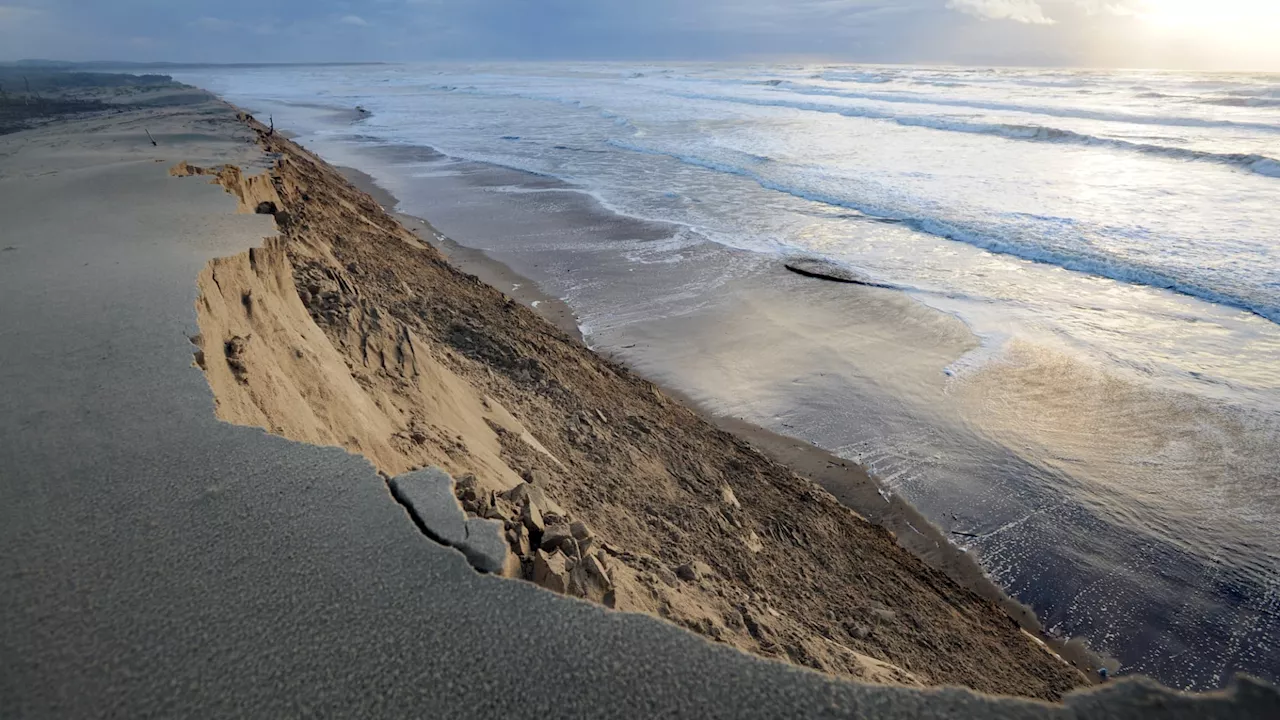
[0, 0, 1277, 71]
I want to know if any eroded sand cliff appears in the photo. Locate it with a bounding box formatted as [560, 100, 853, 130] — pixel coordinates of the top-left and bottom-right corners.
[178, 112, 1087, 700]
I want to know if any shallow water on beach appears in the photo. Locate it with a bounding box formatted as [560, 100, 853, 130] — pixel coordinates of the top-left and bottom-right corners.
[177, 63, 1280, 690]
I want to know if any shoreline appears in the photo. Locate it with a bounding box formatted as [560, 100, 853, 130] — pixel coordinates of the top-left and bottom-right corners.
[177, 76, 1280, 689]
[183, 100, 1096, 698]
[336, 163, 1108, 679]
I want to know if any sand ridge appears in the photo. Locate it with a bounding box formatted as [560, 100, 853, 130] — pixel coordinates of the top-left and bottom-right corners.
[176, 109, 1089, 700]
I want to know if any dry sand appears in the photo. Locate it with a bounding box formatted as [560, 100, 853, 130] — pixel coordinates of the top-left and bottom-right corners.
[173, 104, 1095, 700]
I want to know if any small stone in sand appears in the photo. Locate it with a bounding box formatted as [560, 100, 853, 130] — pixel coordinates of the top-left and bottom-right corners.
[720, 484, 741, 509]
[654, 565, 679, 588]
[871, 607, 897, 625]
[677, 560, 714, 582]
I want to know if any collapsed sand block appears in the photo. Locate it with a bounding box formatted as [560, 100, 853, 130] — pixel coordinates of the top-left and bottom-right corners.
[170, 161, 283, 216]
[533, 549, 569, 594]
[389, 467, 517, 577]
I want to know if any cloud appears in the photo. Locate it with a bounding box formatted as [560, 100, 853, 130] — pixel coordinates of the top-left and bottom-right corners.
[1071, 0, 1142, 15]
[0, 0, 1275, 70]
[947, 0, 1056, 24]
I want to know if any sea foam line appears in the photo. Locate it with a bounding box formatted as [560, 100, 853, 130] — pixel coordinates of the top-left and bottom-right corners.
[745, 82, 1280, 134]
[607, 139, 1280, 325]
[669, 91, 1280, 179]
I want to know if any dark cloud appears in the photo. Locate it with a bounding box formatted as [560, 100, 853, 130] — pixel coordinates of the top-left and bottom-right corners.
[0, 0, 1275, 70]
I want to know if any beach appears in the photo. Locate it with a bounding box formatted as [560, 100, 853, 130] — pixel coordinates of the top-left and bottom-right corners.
[4, 75, 1279, 717]
[185, 103, 1093, 697]
[171, 63, 1280, 691]
[2, 78, 985, 718]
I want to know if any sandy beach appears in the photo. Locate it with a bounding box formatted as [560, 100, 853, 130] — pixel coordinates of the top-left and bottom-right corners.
[184, 104, 1092, 698]
[3, 76, 1278, 717]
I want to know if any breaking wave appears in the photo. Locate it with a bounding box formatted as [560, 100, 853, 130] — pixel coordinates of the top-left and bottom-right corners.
[730, 83, 1280, 133]
[608, 139, 1280, 324]
[672, 92, 1280, 178]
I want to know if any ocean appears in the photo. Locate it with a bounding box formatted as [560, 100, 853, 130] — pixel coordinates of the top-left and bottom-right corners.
[175, 62, 1280, 691]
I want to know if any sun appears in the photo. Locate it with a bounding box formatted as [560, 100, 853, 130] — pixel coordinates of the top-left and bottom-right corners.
[1122, 0, 1280, 67]
[1134, 0, 1280, 30]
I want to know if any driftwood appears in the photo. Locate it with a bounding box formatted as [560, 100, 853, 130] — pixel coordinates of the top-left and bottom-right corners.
[783, 262, 896, 289]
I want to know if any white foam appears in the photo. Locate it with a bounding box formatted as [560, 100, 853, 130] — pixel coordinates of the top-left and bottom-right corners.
[669, 91, 1280, 178]
[607, 139, 1280, 325]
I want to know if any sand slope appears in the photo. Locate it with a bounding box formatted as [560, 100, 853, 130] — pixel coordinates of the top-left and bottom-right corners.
[177, 161, 556, 497]
[177, 111, 1087, 700]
